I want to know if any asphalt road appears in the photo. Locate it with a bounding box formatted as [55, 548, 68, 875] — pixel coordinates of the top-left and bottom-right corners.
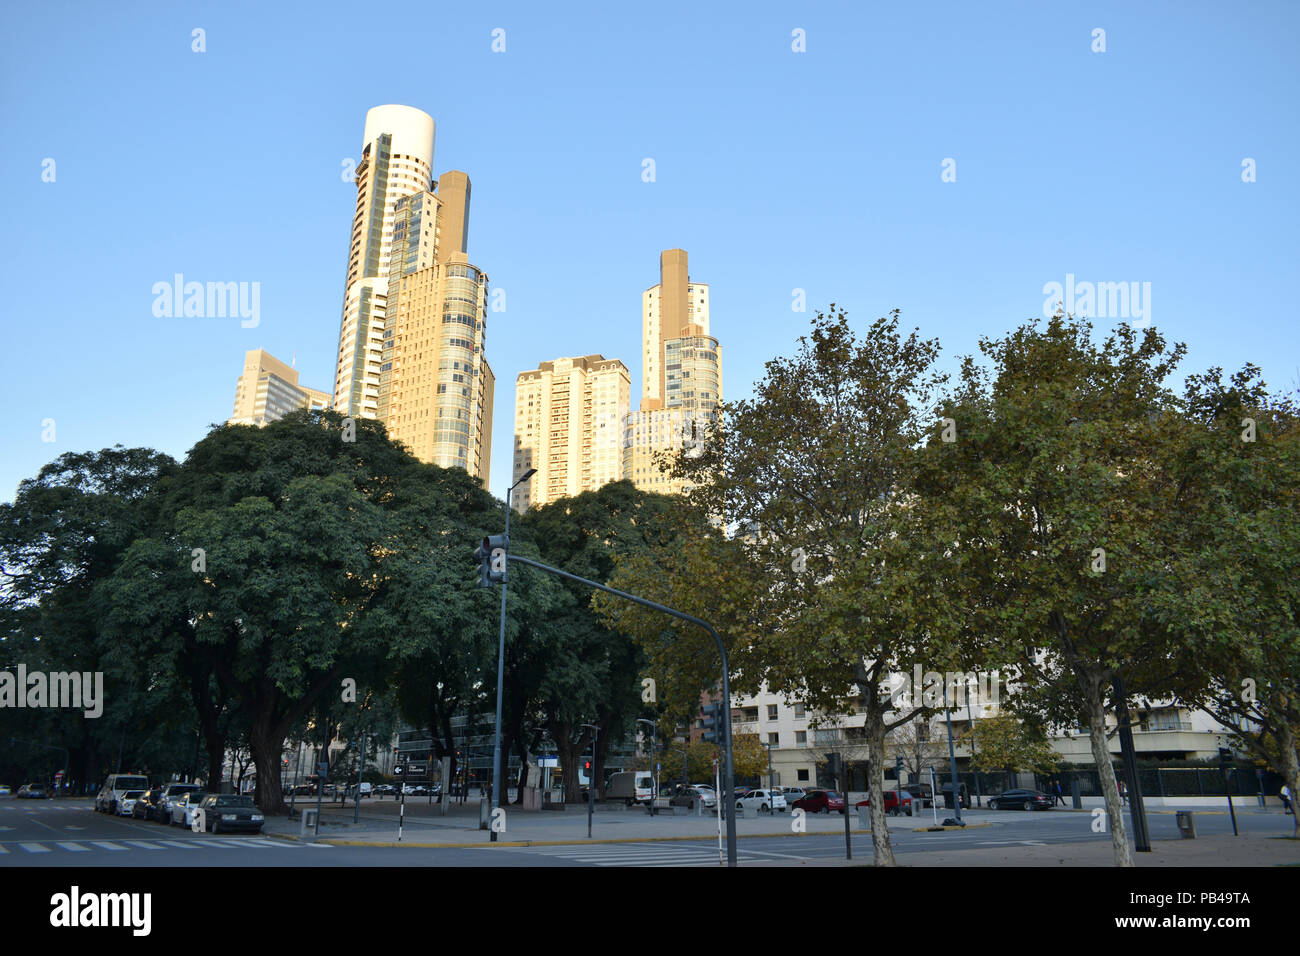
[1, 797, 1290, 867]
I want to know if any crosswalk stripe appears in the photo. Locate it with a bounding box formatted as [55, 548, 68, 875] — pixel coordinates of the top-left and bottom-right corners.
[124, 841, 163, 850]
[158, 841, 200, 849]
[220, 839, 275, 848]
[90, 841, 127, 851]
[19, 843, 50, 853]
[55, 842, 89, 852]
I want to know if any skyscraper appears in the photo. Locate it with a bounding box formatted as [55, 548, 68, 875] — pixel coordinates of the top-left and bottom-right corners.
[228, 349, 330, 426]
[332, 105, 494, 483]
[624, 249, 722, 494]
[513, 355, 630, 511]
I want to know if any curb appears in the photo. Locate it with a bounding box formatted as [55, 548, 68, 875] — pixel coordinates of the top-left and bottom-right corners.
[306, 826, 934, 849]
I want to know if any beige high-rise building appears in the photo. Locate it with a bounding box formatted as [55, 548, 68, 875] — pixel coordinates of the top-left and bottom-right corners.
[625, 249, 722, 494]
[333, 106, 494, 484]
[228, 349, 331, 426]
[513, 355, 631, 511]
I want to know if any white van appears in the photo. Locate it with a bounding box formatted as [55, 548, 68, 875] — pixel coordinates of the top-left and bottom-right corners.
[95, 774, 149, 814]
[605, 771, 654, 806]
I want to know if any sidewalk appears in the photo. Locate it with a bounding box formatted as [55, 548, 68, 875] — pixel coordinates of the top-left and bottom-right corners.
[264, 795, 1297, 854]
[887, 832, 1300, 868]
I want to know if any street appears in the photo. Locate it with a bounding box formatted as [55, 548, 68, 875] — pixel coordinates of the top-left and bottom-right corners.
[3, 796, 1293, 867]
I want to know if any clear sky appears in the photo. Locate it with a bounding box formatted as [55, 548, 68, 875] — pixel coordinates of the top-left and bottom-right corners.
[3, 1, 1297, 504]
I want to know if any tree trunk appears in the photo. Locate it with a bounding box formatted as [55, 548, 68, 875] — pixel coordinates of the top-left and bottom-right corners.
[1277, 722, 1300, 838]
[863, 704, 897, 866]
[249, 711, 286, 813]
[1086, 690, 1133, 866]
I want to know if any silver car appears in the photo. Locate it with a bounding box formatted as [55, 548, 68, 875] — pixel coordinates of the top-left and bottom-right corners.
[736, 788, 787, 812]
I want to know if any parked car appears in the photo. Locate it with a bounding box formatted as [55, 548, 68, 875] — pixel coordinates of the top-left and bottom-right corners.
[668, 784, 717, 809]
[903, 783, 934, 808]
[777, 786, 807, 803]
[155, 783, 201, 823]
[170, 791, 208, 828]
[793, 789, 845, 814]
[16, 783, 49, 799]
[736, 788, 787, 812]
[856, 790, 914, 816]
[196, 793, 265, 834]
[988, 789, 1053, 811]
[132, 787, 167, 819]
[116, 790, 146, 816]
[95, 774, 149, 814]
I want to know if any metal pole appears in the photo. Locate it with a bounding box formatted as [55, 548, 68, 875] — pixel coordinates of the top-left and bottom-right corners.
[353, 732, 366, 825]
[942, 682, 964, 825]
[314, 759, 323, 838]
[1224, 766, 1239, 836]
[1112, 675, 1151, 852]
[583, 726, 597, 838]
[506, 553, 739, 866]
[489, 487, 514, 844]
[841, 753, 851, 859]
[930, 766, 939, 827]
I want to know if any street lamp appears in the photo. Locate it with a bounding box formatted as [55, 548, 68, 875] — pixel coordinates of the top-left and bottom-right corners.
[636, 718, 658, 805]
[580, 723, 600, 838]
[489, 467, 537, 843]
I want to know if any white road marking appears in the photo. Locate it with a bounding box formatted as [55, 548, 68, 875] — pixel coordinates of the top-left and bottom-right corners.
[55, 842, 89, 852]
[19, 843, 50, 853]
[90, 841, 127, 851]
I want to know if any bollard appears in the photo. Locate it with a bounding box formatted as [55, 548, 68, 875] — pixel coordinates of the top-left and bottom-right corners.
[857, 806, 871, 830]
[1176, 810, 1196, 839]
[300, 808, 318, 839]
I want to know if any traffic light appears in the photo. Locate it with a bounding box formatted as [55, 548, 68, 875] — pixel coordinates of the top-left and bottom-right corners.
[473, 534, 509, 587]
[700, 702, 721, 743]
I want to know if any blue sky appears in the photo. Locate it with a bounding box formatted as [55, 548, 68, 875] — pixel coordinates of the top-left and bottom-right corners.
[3, 0, 1297, 503]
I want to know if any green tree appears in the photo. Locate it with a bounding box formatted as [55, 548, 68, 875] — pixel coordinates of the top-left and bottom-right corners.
[968, 713, 1060, 783]
[914, 315, 1201, 866]
[603, 309, 966, 866]
[1155, 366, 1300, 835]
[0, 447, 182, 792]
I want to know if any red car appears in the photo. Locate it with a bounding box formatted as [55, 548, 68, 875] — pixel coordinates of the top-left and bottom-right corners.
[792, 789, 845, 814]
[855, 790, 914, 816]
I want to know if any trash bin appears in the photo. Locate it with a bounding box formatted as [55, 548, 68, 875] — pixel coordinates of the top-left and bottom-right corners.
[1176, 810, 1196, 839]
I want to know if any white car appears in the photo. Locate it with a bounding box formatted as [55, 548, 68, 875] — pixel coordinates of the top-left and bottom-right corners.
[117, 790, 145, 816]
[736, 788, 787, 812]
[170, 792, 207, 828]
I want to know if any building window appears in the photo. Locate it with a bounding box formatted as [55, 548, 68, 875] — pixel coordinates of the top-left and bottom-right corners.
[768, 733, 779, 746]
[795, 731, 807, 745]
[767, 704, 778, 721]
[797, 769, 809, 782]
[794, 704, 805, 719]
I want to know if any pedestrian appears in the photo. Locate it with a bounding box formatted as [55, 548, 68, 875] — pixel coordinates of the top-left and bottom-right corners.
[1054, 780, 1065, 807]
[1282, 784, 1293, 815]
[1118, 778, 1128, 807]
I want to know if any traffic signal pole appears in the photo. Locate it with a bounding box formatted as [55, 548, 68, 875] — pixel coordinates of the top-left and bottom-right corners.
[498, 551, 739, 867]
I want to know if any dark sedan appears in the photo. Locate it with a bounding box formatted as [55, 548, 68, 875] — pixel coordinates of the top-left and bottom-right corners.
[988, 788, 1054, 810]
[132, 787, 168, 819]
[792, 789, 845, 814]
[197, 793, 266, 834]
[16, 784, 49, 799]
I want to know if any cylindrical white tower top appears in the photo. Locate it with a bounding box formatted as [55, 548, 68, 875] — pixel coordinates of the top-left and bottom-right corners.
[363, 104, 435, 165]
